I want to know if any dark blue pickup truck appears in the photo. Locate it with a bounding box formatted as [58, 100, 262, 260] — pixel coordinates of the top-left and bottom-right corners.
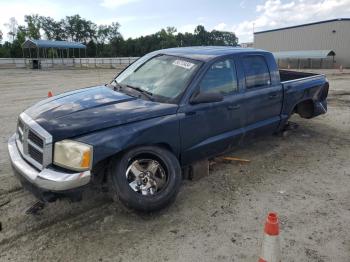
[8, 47, 328, 212]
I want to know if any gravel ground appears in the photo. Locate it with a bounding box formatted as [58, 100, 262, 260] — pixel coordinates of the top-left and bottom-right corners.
[0, 69, 349, 262]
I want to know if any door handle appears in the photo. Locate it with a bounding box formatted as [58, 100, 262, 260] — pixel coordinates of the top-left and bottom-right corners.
[269, 93, 278, 99]
[227, 104, 240, 110]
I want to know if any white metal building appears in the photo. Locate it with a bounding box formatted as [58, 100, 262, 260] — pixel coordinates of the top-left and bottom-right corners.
[254, 18, 350, 68]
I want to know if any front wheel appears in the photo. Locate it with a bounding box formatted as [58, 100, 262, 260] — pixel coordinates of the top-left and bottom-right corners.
[109, 146, 182, 212]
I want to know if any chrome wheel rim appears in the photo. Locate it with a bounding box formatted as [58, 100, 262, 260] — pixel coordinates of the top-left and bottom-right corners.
[126, 158, 167, 196]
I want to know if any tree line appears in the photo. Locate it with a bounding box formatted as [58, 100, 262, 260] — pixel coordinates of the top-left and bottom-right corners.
[0, 15, 238, 58]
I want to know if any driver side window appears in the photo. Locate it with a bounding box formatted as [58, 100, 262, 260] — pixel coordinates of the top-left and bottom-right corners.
[199, 58, 238, 95]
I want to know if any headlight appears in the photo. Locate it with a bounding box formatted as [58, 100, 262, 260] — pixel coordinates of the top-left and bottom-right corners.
[54, 140, 93, 171]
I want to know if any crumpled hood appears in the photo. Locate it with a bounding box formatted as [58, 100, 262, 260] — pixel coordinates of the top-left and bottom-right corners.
[25, 86, 178, 141]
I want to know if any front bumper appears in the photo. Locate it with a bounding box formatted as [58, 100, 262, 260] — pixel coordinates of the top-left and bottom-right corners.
[8, 134, 91, 192]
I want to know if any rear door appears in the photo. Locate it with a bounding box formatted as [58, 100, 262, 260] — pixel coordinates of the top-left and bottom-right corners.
[179, 57, 244, 164]
[239, 54, 283, 137]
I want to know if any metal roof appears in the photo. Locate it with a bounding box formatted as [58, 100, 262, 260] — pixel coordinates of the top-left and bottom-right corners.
[273, 50, 335, 59]
[255, 18, 350, 35]
[22, 39, 86, 49]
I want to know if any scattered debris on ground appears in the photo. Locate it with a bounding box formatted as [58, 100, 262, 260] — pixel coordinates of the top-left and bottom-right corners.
[221, 156, 251, 163]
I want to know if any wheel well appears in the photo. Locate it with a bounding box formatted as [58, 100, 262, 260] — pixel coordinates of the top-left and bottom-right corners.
[295, 99, 315, 119]
[91, 143, 177, 186]
[95, 143, 177, 171]
[154, 143, 176, 155]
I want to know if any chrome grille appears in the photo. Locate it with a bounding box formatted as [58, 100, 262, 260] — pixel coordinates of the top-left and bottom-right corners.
[17, 118, 24, 143]
[28, 144, 44, 164]
[16, 113, 52, 170]
[28, 130, 44, 148]
[18, 118, 24, 132]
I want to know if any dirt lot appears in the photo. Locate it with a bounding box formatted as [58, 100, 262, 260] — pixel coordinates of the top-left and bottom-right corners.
[0, 68, 349, 262]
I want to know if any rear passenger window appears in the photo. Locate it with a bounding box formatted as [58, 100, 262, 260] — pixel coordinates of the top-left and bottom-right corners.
[242, 56, 271, 89]
[199, 59, 238, 95]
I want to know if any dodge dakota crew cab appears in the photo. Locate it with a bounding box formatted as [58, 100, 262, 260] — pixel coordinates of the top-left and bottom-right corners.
[8, 47, 329, 212]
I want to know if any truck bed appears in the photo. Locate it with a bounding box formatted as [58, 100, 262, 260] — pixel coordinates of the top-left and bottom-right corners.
[279, 69, 319, 82]
[279, 69, 328, 122]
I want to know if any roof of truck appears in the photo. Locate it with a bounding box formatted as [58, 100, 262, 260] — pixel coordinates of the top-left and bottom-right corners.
[157, 46, 267, 62]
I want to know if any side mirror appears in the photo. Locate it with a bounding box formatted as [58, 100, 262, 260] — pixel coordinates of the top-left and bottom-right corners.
[190, 92, 224, 104]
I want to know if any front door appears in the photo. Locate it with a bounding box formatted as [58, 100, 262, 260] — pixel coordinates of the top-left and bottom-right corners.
[179, 58, 244, 165]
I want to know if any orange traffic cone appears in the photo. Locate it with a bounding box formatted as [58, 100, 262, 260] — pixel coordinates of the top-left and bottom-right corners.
[258, 212, 281, 262]
[48, 91, 53, 97]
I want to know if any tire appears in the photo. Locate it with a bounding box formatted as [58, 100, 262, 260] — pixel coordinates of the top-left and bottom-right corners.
[109, 146, 182, 212]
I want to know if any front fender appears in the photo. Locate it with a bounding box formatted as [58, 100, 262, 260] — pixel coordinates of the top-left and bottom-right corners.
[75, 114, 181, 166]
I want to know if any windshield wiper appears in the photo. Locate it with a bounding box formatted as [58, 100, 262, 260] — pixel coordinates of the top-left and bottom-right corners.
[126, 84, 153, 100]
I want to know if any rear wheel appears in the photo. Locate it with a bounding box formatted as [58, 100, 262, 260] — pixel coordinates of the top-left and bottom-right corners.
[296, 100, 314, 118]
[109, 146, 182, 212]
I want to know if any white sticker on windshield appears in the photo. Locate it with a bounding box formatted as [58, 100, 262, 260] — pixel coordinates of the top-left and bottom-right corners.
[173, 59, 195, 69]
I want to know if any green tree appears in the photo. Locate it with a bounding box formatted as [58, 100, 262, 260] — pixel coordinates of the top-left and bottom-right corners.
[40, 16, 66, 40]
[97, 25, 110, 44]
[64, 15, 97, 43]
[209, 30, 238, 46]
[194, 25, 209, 45]
[108, 22, 122, 41]
[16, 26, 27, 44]
[0, 41, 11, 57]
[24, 14, 41, 39]
[86, 40, 97, 57]
[0, 14, 239, 58]
[7, 26, 27, 58]
[107, 22, 123, 56]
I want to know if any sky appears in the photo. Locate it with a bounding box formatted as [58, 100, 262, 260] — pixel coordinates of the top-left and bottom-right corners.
[0, 0, 350, 43]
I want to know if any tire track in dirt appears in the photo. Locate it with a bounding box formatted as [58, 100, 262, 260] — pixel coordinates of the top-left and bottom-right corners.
[0, 193, 114, 250]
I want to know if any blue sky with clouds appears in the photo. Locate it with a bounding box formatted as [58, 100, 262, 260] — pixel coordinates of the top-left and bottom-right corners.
[1, 0, 350, 43]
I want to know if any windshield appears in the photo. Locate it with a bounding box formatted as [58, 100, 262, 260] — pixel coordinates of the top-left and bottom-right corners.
[114, 54, 201, 101]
